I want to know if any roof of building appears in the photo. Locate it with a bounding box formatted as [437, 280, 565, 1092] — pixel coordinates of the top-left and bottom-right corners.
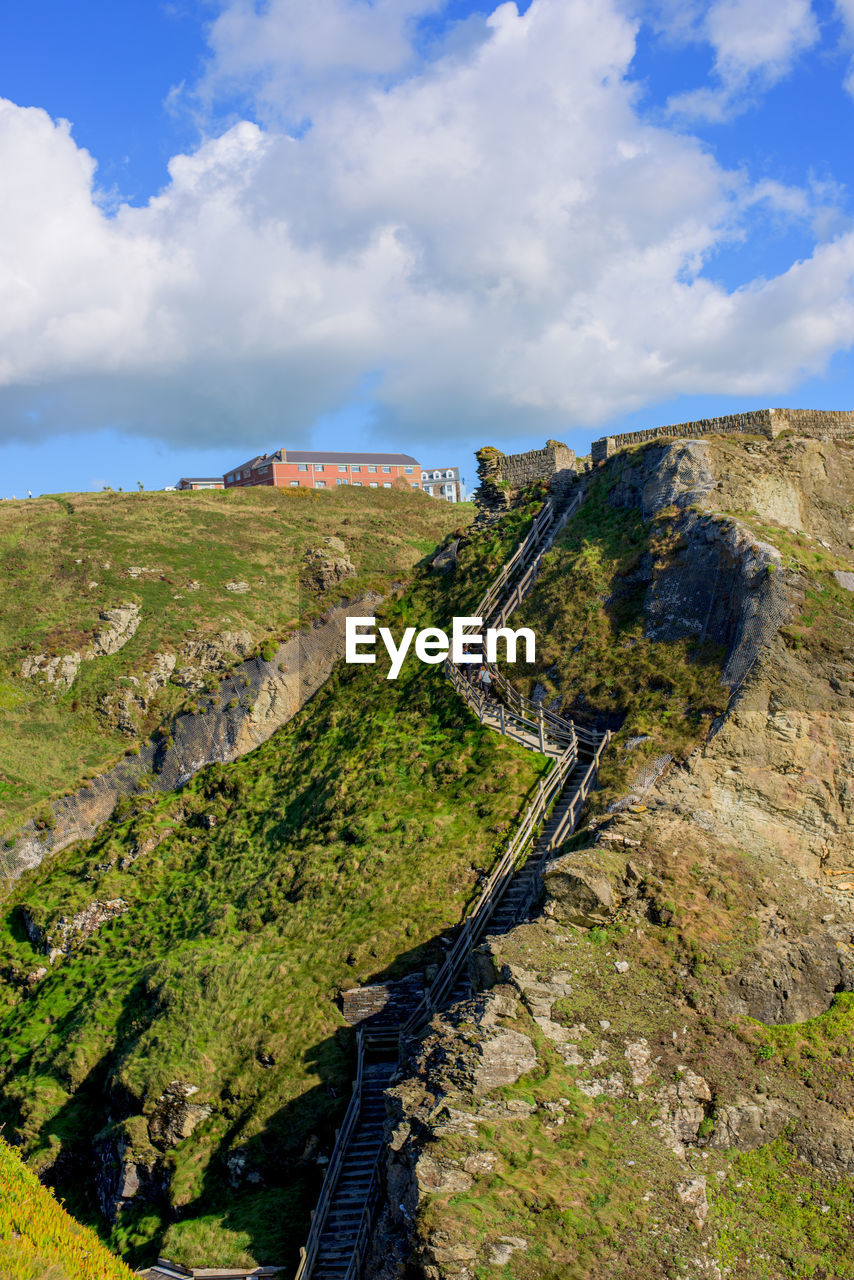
[226, 454, 271, 474]
[226, 449, 420, 473]
[177, 477, 225, 484]
[421, 465, 460, 477]
[281, 450, 419, 465]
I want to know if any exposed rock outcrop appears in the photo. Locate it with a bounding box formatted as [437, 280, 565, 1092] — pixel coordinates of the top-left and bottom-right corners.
[22, 897, 128, 957]
[2, 595, 382, 883]
[723, 925, 854, 1023]
[21, 604, 141, 691]
[148, 1081, 212, 1149]
[302, 536, 356, 591]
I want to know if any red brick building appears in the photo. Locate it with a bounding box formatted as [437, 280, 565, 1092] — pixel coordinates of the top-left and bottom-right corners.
[223, 450, 422, 491]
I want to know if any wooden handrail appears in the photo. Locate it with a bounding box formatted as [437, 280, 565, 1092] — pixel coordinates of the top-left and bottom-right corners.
[294, 1029, 365, 1280]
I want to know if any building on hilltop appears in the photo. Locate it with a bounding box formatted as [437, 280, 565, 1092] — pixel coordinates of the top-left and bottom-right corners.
[421, 466, 465, 503]
[175, 477, 225, 490]
[223, 450, 422, 491]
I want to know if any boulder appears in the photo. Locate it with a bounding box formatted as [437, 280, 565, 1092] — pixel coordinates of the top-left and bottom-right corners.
[302, 537, 356, 591]
[474, 1029, 538, 1092]
[542, 847, 626, 926]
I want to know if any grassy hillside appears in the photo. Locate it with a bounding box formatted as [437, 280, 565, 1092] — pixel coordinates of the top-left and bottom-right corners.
[0, 1133, 134, 1280]
[0, 485, 467, 836]
[0, 497, 549, 1271]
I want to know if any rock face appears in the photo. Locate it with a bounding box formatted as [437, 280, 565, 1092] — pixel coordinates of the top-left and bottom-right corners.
[148, 1082, 212, 1148]
[724, 926, 854, 1023]
[365, 436, 854, 1278]
[23, 898, 128, 957]
[20, 652, 83, 690]
[302, 536, 356, 591]
[604, 436, 854, 886]
[89, 604, 141, 657]
[2, 595, 382, 883]
[370, 992, 539, 1280]
[608, 441, 791, 690]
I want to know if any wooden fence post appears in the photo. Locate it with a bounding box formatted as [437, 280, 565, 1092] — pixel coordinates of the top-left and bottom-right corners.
[538, 708, 545, 753]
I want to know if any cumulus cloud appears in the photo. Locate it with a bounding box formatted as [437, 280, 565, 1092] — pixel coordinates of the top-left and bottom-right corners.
[1, 0, 853, 450]
[665, 0, 819, 120]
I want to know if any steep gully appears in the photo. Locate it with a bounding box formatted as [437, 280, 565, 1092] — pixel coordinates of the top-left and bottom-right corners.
[289, 485, 612, 1280]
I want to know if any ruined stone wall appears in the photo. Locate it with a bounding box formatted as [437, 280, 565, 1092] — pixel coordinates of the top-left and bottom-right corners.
[473, 440, 576, 515]
[591, 407, 854, 463]
[479, 440, 575, 487]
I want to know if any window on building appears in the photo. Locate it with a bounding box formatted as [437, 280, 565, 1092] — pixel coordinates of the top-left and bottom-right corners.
[368, 464, 377, 473]
[369, 481, 378, 487]
[353, 481, 362, 486]
[315, 480, 326, 488]
[351, 464, 361, 472]
[446, 470, 454, 478]
[337, 478, 348, 485]
[315, 463, 325, 472]
[338, 464, 347, 472]
[383, 481, 392, 488]
[404, 465, 413, 474]
[410, 482, 419, 489]
[226, 473, 234, 483]
[298, 463, 308, 472]
[433, 471, 440, 479]
[382, 465, 391, 473]
[289, 481, 299, 487]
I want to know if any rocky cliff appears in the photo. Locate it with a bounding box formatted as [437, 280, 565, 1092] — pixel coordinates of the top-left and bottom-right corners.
[2, 595, 381, 884]
[368, 433, 854, 1280]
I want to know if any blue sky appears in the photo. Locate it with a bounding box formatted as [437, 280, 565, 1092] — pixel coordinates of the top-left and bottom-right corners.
[1, 0, 854, 497]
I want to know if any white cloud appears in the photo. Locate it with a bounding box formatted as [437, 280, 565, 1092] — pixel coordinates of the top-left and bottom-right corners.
[0, 0, 853, 451]
[664, 0, 818, 120]
[835, 0, 854, 96]
[198, 0, 450, 124]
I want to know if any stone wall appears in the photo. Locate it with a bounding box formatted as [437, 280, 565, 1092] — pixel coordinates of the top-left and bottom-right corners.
[591, 407, 854, 463]
[473, 440, 576, 515]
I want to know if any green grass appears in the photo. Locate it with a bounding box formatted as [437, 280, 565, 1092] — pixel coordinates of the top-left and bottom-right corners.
[0, 1133, 134, 1280]
[0, 499, 550, 1271]
[0, 485, 466, 836]
[711, 1138, 854, 1278]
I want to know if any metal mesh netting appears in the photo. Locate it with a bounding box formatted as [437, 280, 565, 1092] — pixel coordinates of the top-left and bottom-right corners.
[607, 753, 673, 813]
[640, 440, 716, 522]
[721, 566, 791, 690]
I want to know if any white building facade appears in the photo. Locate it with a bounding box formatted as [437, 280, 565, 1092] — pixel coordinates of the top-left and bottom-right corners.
[420, 466, 465, 503]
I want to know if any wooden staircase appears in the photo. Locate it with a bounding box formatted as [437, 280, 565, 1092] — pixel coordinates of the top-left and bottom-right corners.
[308, 1058, 396, 1280]
[295, 484, 612, 1280]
